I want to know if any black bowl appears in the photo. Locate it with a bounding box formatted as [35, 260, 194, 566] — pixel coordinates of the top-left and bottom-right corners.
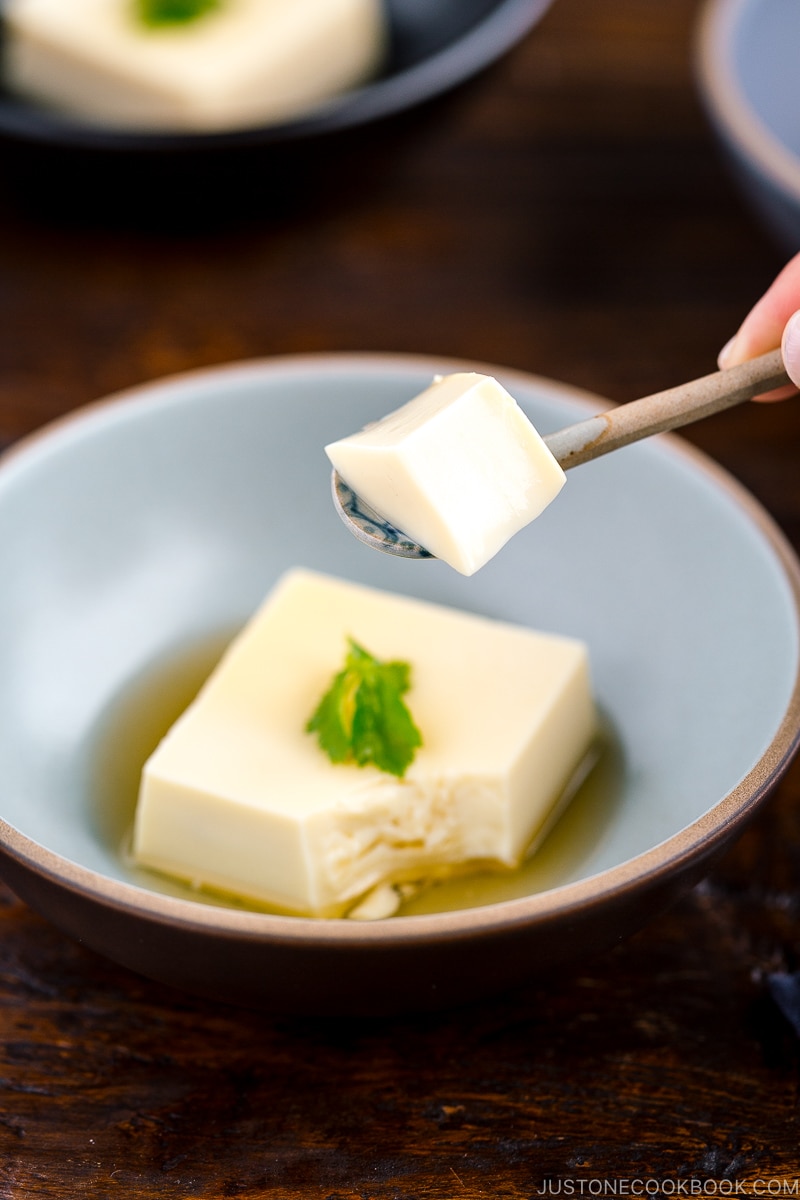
[0, 0, 553, 226]
[0, 0, 553, 154]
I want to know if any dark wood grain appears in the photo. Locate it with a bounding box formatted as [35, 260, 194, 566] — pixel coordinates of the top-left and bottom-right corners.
[1, 0, 799, 1194]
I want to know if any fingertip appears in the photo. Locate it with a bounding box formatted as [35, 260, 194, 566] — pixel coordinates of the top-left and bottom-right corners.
[781, 309, 800, 388]
[717, 335, 739, 370]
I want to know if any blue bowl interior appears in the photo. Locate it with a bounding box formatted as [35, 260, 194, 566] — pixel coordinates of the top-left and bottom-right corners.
[734, 0, 800, 156]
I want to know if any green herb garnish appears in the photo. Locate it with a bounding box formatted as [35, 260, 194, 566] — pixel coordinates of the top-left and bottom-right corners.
[306, 639, 423, 779]
[134, 0, 221, 29]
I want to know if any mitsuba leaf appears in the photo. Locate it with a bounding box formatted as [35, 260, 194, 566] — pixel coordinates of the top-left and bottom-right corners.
[306, 639, 422, 778]
[134, 0, 221, 29]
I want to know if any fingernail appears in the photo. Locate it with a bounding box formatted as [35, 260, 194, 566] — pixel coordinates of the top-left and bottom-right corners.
[717, 335, 739, 369]
[781, 310, 800, 388]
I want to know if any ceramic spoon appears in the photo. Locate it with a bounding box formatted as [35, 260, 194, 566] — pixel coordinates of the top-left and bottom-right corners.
[332, 348, 790, 559]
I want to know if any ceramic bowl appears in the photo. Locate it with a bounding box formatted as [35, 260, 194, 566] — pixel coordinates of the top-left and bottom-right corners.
[695, 0, 800, 252]
[0, 353, 798, 1015]
[0, 0, 553, 154]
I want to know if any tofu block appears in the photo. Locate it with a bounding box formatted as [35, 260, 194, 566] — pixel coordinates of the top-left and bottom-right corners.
[4, 0, 385, 131]
[325, 373, 567, 576]
[132, 569, 596, 917]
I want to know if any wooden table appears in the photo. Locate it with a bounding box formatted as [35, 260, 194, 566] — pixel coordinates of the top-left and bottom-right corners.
[1, 0, 799, 1193]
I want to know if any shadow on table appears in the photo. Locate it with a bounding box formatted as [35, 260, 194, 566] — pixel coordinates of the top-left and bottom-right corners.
[0, 89, 458, 235]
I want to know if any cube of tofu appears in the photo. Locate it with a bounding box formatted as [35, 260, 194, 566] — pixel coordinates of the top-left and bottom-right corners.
[132, 569, 597, 917]
[3, 0, 385, 131]
[325, 373, 567, 576]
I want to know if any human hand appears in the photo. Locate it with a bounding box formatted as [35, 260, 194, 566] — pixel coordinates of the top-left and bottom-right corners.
[718, 250, 800, 398]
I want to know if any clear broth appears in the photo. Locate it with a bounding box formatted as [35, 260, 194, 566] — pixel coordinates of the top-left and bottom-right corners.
[88, 633, 624, 918]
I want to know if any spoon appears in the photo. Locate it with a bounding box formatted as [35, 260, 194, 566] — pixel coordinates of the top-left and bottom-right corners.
[332, 348, 790, 559]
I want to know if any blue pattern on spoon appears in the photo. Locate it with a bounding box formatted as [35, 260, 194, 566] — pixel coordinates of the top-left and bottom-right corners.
[332, 471, 433, 558]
